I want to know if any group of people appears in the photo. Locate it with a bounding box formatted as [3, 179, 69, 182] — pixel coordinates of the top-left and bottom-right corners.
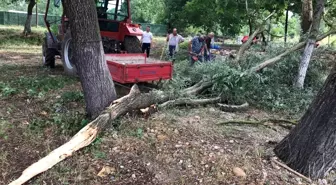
[139, 25, 215, 65]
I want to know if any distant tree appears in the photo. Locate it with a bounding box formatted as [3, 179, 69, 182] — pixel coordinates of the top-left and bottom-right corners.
[131, 0, 164, 23]
[23, 0, 36, 35]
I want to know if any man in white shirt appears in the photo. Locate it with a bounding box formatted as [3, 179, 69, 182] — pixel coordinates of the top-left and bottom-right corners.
[166, 28, 184, 60]
[141, 26, 153, 57]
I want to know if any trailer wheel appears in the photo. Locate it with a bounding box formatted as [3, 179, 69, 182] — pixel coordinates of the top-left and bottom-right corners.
[124, 36, 142, 53]
[61, 31, 77, 76]
[42, 38, 56, 68]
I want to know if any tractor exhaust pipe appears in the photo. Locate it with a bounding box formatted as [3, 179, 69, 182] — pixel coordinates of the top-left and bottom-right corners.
[44, 0, 55, 43]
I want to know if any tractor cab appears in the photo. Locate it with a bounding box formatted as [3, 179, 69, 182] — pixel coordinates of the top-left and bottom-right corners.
[96, 0, 130, 22]
[94, 0, 142, 44]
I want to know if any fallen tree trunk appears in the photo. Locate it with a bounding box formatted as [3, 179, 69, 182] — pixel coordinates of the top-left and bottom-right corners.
[8, 85, 169, 185]
[9, 80, 220, 185]
[251, 29, 336, 72]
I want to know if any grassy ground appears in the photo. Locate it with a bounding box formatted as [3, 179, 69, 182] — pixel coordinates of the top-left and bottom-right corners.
[0, 25, 328, 185]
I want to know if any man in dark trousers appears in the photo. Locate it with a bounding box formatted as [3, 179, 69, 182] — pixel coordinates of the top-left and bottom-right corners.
[188, 35, 207, 65]
[141, 26, 153, 57]
[204, 32, 214, 61]
[166, 28, 185, 61]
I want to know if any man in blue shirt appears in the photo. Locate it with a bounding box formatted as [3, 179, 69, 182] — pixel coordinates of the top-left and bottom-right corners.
[188, 35, 207, 65]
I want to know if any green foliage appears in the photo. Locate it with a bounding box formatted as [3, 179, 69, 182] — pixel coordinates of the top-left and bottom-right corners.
[131, 0, 165, 23]
[29, 110, 87, 135]
[92, 150, 107, 159]
[0, 83, 17, 97]
[0, 26, 44, 47]
[61, 91, 84, 103]
[171, 46, 329, 116]
[0, 74, 76, 98]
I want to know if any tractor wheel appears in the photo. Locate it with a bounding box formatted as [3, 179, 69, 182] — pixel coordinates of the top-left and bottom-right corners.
[124, 36, 142, 53]
[42, 38, 56, 68]
[61, 31, 77, 76]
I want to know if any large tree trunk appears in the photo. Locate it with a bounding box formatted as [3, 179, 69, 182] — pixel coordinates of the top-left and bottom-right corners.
[274, 65, 336, 179]
[64, 0, 117, 118]
[301, 0, 313, 36]
[23, 0, 36, 35]
[294, 0, 325, 89]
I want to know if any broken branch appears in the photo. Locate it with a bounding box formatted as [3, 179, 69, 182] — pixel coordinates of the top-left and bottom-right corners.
[159, 97, 221, 108]
[217, 118, 297, 129]
[217, 102, 249, 112]
[271, 157, 312, 183]
[251, 29, 336, 72]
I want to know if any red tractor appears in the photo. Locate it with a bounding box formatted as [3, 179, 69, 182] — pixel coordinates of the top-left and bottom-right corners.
[43, 0, 143, 75]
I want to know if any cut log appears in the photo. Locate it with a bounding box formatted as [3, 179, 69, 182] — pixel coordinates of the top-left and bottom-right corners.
[217, 102, 249, 112]
[251, 29, 336, 72]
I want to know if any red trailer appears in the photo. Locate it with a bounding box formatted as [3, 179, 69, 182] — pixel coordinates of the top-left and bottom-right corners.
[106, 54, 173, 84]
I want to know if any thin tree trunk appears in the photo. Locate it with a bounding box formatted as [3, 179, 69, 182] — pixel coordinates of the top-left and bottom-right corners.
[294, 39, 315, 88]
[274, 65, 336, 179]
[301, 0, 313, 36]
[23, 0, 36, 35]
[294, 0, 325, 89]
[284, 8, 289, 43]
[267, 18, 272, 42]
[64, 0, 117, 118]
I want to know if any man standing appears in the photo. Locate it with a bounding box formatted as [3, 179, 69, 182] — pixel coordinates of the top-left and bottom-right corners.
[188, 35, 207, 65]
[141, 26, 153, 57]
[204, 32, 215, 61]
[166, 28, 185, 61]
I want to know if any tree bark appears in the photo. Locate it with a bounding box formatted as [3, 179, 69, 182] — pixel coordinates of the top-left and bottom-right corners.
[23, 0, 36, 35]
[274, 65, 336, 179]
[294, 0, 325, 89]
[250, 29, 335, 73]
[294, 39, 315, 88]
[301, 0, 313, 35]
[64, 0, 117, 118]
[284, 8, 289, 43]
